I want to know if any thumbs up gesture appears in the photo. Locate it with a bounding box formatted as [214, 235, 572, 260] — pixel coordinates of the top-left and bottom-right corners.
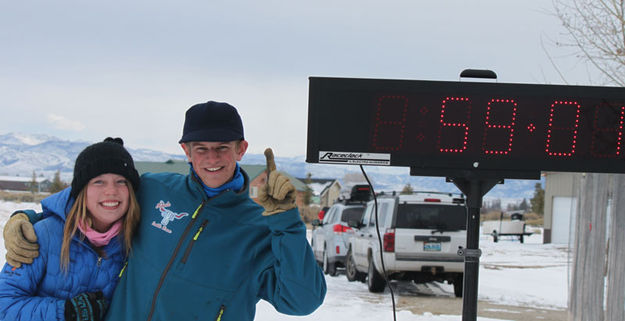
[257, 148, 297, 216]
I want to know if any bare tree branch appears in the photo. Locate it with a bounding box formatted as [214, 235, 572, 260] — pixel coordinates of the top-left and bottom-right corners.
[552, 0, 625, 86]
[541, 35, 570, 84]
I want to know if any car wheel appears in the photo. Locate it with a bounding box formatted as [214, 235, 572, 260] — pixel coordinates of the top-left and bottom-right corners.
[345, 248, 366, 282]
[453, 275, 463, 298]
[323, 246, 337, 276]
[367, 257, 386, 292]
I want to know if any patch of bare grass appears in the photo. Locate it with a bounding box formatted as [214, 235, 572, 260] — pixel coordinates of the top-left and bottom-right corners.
[481, 210, 543, 226]
[0, 191, 48, 203]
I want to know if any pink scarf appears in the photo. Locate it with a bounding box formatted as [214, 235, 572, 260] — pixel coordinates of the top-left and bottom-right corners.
[78, 219, 122, 247]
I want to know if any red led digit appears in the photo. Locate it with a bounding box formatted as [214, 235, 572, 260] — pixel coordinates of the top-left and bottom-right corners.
[371, 95, 408, 151]
[545, 100, 581, 157]
[591, 105, 625, 157]
[437, 97, 471, 153]
[482, 98, 517, 155]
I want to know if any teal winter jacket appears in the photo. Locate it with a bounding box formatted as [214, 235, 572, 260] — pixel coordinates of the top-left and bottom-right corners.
[104, 170, 326, 321]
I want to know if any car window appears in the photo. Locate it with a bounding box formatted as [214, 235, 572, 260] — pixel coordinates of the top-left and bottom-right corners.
[340, 207, 365, 223]
[395, 204, 467, 230]
[330, 209, 340, 224]
[329, 209, 339, 223]
[368, 203, 383, 227]
[368, 201, 387, 227]
[377, 202, 390, 227]
[366, 202, 390, 230]
[322, 207, 335, 224]
[361, 204, 373, 226]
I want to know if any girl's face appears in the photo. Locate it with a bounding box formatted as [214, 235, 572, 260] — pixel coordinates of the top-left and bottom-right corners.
[86, 173, 130, 232]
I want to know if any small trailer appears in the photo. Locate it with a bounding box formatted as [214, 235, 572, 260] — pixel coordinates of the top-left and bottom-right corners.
[482, 212, 532, 243]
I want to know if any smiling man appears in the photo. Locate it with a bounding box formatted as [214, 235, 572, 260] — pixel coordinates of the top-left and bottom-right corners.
[103, 101, 327, 320]
[3, 101, 326, 321]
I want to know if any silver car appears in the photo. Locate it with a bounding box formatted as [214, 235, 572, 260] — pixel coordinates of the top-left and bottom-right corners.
[311, 202, 366, 276]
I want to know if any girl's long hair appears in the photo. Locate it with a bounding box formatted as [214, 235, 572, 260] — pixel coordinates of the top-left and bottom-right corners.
[60, 181, 141, 272]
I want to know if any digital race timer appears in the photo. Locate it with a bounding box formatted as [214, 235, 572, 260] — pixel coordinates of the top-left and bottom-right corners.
[306, 77, 625, 177]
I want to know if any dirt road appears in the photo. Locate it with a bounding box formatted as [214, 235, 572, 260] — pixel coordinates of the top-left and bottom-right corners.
[360, 281, 567, 321]
[398, 296, 566, 321]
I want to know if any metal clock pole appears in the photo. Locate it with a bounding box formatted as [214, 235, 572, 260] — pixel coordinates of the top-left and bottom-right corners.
[447, 175, 500, 321]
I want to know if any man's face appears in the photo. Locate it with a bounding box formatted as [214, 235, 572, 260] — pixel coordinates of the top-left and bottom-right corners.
[181, 140, 248, 188]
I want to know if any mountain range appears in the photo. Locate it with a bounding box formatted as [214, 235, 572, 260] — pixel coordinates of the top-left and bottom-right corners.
[0, 133, 186, 180]
[0, 132, 541, 205]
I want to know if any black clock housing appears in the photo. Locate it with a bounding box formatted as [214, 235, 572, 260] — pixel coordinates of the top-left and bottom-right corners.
[307, 77, 625, 178]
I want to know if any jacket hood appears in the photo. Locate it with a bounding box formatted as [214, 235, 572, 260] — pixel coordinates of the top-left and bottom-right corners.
[40, 187, 74, 222]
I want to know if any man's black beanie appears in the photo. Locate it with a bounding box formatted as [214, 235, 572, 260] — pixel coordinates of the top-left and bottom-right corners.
[70, 137, 140, 199]
[178, 101, 244, 143]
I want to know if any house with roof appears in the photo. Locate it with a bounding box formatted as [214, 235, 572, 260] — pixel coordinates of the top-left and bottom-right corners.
[297, 177, 341, 207]
[0, 175, 52, 193]
[134, 160, 309, 208]
[319, 180, 341, 207]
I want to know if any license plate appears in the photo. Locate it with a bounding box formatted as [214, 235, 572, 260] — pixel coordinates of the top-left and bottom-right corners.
[424, 242, 441, 251]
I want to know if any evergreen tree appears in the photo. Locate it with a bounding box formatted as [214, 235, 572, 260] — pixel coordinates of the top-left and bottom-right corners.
[519, 198, 529, 212]
[400, 183, 414, 194]
[482, 198, 502, 212]
[49, 170, 68, 194]
[303, 173, 313, 206]
[492, 198, 502, 211]
[530, 183, 545, 215]
[506, 203, 516, 212]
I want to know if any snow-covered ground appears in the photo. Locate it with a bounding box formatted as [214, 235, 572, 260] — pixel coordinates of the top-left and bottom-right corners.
[256, 225, 569, 321]
[0, 200, 569, 321]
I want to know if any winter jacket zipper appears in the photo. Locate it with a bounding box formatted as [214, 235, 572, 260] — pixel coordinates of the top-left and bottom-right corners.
[181, 219, 209, 264]
[215, 305, 226, 321]
[146, 201, 205, 321]
[118, 261, 128, 278]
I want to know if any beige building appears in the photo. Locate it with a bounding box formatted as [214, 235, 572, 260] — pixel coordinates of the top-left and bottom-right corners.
[543, 172, 583, 244]
[319, 180, 341, 207]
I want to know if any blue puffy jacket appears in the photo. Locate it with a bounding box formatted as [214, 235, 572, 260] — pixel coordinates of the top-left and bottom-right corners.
[0, 188, 125, 321]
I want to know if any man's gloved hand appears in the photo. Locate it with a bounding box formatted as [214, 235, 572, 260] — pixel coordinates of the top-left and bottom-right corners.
[64, 292, 108, 321]
[3, 212, 39, 268]
[257, 148, 297, 216]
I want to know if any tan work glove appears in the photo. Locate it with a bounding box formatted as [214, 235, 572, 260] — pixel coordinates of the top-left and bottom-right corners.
[3, 213, 39, 268]
[257, 148, 297, 216]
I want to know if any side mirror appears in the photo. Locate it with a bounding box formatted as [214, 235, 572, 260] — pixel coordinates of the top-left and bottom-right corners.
[312, 219, 321, 227]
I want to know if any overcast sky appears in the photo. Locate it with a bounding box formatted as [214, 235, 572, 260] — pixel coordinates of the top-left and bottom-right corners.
[1, 0, 602, 157]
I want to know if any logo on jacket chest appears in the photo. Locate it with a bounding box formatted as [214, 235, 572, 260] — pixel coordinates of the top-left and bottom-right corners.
[151, 200, 189, 234]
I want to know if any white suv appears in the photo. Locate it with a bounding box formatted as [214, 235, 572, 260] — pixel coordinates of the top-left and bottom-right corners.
[345, 191, 466, 296]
